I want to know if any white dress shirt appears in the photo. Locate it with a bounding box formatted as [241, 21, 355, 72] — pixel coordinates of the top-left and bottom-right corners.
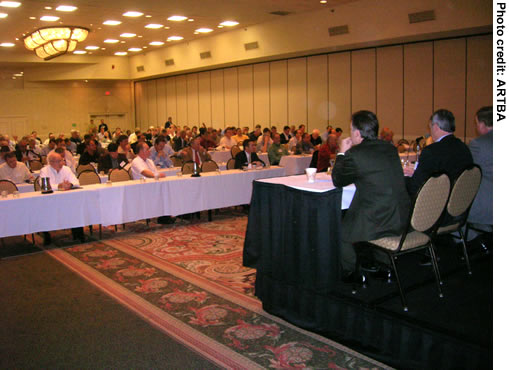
[0, 162, 32, 184]
[131, 156, 158, 179]
[39, 165, 79, 190]
[219, 136, 236, 148]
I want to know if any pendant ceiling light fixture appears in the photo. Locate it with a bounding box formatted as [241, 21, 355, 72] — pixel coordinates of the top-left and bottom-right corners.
[24, 26, 89, 60]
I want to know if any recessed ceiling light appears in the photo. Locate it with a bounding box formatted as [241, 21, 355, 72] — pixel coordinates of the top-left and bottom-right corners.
[168, 15, 187, 21]
[167, 35, 183, 41]
[14, 73, 22, 76]
[320, 0, 328, 3]
[142, 46, 147, 49]
[0, 1, 21, 8]
[220, 21, 239, 27]
[56, 5, 77, 12]
[145, 23, 162, 29]
[195, 28, 213, 33]
[128, 47, 141, 52]
[120, 41, 126, 43]
[115, 51, 127, 56]
[0, 42, 15, 47]
[149, 41, 164, 46]
[164, 26, 169, 29]
[104, 39, 119, 43]
[120, 33, 136, 38]
[40, 15, 60, 21]
[145, 15, 151, 18]
[29, 16, 36, 19]
[44, 6, 52, 10]
[73, 50, 86, 54]
[12, 76, 16, 79]
[0, 12, 7, 18]
[103, 20, 121, 26]
[217, 25, 223, 29]
[85, 45, 99, 50]
[100, 48, 105, 50]
[123, 11, 143, 17]
[187, 18, 194, 22]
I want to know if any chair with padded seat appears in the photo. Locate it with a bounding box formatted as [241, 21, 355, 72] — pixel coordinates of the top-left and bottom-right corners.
[109, 168, 132, 182]
[29, 160, 43, 171]
[77, 170, 103, 238]
[435, 164, 482, 275]
[76, 163, 95, 176]
[231, 145, 241, 159]
[201, 160, 219, 173]
[359, 172, 451, 311]
[171, 155, 183, 168]
[226, 158, 236, 170]
[181, 161, 195, 175]
[33, 176, 41, 191]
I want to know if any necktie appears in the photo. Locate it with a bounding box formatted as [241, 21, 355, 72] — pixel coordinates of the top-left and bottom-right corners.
[194, 150, 200, 165]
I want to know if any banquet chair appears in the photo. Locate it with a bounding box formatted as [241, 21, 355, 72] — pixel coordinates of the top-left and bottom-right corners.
[77, 170, 103, 238]
[181, 161, 195, 175]
[76, 163, 95, 176]
[359, 172, 451, 311]
[435, 164, 482, 275]
[397, 139, 410, 153]
[33, 176, 41, 191]
[29, 160, 43, 171]
[171, 155, 183, 168]
[0, 180, 35, 245]
[109, 168, 131, 182]
[231, 145, 241, 159]
[201, 160, 219, 173]
[226, 158, 235, 170]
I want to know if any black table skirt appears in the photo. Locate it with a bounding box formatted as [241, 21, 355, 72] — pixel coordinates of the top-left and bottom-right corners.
[243, 180, 343, 329]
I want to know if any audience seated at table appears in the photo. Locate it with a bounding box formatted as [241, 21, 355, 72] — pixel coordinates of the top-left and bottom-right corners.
[40, 138, 57, 157]
[0, 146, 10, 165]
[52, 138, 77, 173]
[320, 125, 333, 142]
[69, 129, 82, 146]
[172, 130, 188, 152]
[117, 134, 136, 161]
[379, 127, 395, 145]
[280, 125, 293, 144]
[98, 143, 128, 173]
[0, 152, 33, 184]
[149, 136, 174, 168]
[268, 133, 289, 165]
[233, 128, 249, 145]
[14, 137, 32, 164]
[218, 127, 236, 149]
[128, 128, 141, 144]
[288, 130, 302, 152]
[27, 138, 43, 160]
[404, 109, 473, 197]
[249, 124, 262, 141]
[39, 152, 85, 245]
[79, 138, 101, 166]
[180, 136, 211, 166]
[256, 128, 273, 153]
[295, 133, 315, 155]
[200, 132, 217, 151]
[310, 129, 323, 148]
[131, 142, 166, 180]
[131, 134, 152, 153]
[316, 134, 338, 172]
[234, 139, 265, 169]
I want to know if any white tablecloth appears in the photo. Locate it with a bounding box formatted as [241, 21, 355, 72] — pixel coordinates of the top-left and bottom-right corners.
[256, 173, 356, 209]
[278, 154, 313, 176]
[0, 167, 285, 238]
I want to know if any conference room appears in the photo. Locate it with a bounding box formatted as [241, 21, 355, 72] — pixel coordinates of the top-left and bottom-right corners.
[0, 0, 493, 368]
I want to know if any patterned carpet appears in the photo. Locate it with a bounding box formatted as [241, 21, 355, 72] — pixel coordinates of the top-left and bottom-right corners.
[40, 212, 390, 369]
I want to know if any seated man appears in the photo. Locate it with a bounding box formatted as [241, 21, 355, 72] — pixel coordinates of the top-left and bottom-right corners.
[131, 142, 167, 180]
[78, 138, 101, 166]
[295, 132, 315, 154]
[39, 152, 85, 244]
[0, 146, 10, 165]
[180, 136, 211, 166]
[149, 136, 175, 168]
[268, 133, 289, 165]
[310, 129, 323, 148]
[288, 131, 302, 152]
[65, 138, 77, 155]
[218, 127, 236, 149]
[279, 125, 292, 144]
[234, 139, 266, 169]
[14, 137, 31, 163]
[332, 111, 410, 284]
[379, 127, 395, 145]
[256, 128, 273, 153]
[53, 138, 77, 173]
[404, 109, 473, 196]
[172, 130, 188, 152]
[98, 143, 128, 173]
[131, 134, 151, 153]
[0, 152, 33, 184]
[200, 132, 217, 151]
[117, 134, 136, 161]
[40, 138, 57, 157]
[27, 138, 43, 161]
[316, 134, 338, 172]
[233, 128, 249, 145]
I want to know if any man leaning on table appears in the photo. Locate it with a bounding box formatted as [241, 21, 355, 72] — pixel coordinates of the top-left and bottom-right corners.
[131, 143, 166, 180]
[234, 139, 266, 169]
[39, 152, 85, 245]
[332, 110, 410, 285]
[98, 143, 128, 173]
[0, 152, 33, 184]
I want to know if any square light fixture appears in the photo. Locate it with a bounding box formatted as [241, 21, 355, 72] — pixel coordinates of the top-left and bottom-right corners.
[56, 5, 77, 12]
[120, 33, 136, 38]
[145, 24, 163, 29]
[0, 1, 21, 8]
[40, 15, 60, 21]
[123, 11, 143, 17]
[168, 15, 187, 21]
[103, 20, 121, 26]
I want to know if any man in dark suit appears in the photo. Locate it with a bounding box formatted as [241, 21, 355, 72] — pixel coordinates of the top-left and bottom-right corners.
[405, 109, 473, 196]
[98, 143, 128, 173]
[279, 126, 292, 144]
[173, 130, 188, 152]
[234, 139, 266, 169]
[332, 110, 410, 284]
[468, 106, 493, 234]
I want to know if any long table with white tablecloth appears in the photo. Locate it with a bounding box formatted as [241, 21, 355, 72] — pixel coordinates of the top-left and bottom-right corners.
[0, 167, 285, 238]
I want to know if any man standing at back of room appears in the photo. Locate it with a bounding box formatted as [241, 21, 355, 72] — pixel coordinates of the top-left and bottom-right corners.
[332, 110, 410, 284]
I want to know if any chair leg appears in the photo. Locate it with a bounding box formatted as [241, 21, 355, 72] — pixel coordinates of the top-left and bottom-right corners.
[428, 244, 444, 298]
[208, 210, 212, 222]
[99, 225, 102, 240]
[114, 225, 118, 232]
[458, 229, 472, 275]
[32, 233, 35, 245]
[89, 225, 93, 235]
[390, 256, 408, 311]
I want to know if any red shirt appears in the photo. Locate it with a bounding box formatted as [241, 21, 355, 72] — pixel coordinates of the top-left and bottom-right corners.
[317, 144, 334, 172]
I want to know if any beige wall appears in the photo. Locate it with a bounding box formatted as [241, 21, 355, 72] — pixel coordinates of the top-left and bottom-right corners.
[0, 79, 134, 138]
[134, 35, 492, 141]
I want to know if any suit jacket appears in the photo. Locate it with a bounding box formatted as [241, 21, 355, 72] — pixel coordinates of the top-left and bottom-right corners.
[332, 139, 410, 243]
[173, 137, 188, 152]
[98, 153, 128, 173]
[468, 130, 492, 225]
[407, 134, 473, 196]
[180, 147, 211, 164]
[234, 151, 265, 169]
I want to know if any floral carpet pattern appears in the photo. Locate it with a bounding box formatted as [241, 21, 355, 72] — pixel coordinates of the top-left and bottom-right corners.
[48, 214, 390, 369]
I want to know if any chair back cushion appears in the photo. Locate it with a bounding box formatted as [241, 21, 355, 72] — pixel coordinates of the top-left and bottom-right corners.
[201, 160, 219, 173]
[231, 145, 241, 158]
[78, 170, 101, 185]
[226, 158, 236, 170]
[34, 176, 41, 191]
[29, 160, 43, 171]
[171, 156, 183, 167]
[0, 179, 18, 194]
[411, 173, 450, 232]
[109, 168, 131, 182]
[447, 165, 482, 218]
[181, 161, 195, 175]
[77, 164, 95, 176]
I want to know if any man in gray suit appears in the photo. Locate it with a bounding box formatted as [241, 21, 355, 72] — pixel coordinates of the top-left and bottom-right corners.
[332, 111, 410, 284]
[468, 106, 493, 238]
